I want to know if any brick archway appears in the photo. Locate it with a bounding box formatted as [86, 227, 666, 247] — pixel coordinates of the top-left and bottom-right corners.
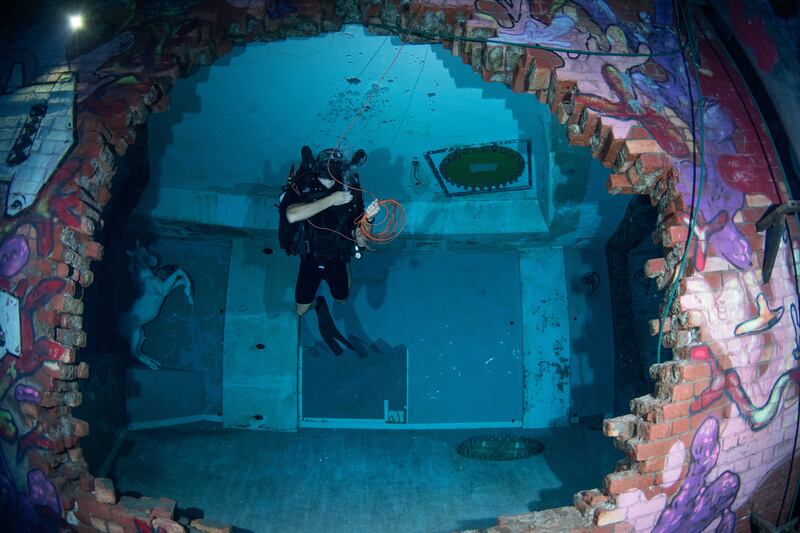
[1, 1, 798, 531]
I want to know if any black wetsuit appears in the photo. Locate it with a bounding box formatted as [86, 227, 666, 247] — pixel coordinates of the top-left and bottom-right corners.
[284, 176, 364, 305]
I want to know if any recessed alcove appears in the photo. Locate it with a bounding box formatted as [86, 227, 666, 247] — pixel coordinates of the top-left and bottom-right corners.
[77, 25, 636, 531]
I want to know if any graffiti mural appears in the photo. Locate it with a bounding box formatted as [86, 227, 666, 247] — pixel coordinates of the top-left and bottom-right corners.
[0, 74, 76, 217]
[733, 293, 784, 336]
[0, 275, 70, 529]
[0, 234, 30, 279]
[0, 290, 21, 358]
[652, 417, 739, 533]
[0, 452, 61, 532]
[690, 345, 800, 431]
[0, 0, 796, 530]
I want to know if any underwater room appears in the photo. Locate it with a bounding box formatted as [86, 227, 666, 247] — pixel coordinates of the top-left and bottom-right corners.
[1, 0, 800, 532]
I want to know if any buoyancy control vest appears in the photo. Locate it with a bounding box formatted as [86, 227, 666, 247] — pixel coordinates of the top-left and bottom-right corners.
[278, 165, 362, 260]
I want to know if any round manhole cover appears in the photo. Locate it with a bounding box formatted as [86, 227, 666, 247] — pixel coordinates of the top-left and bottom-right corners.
[439, 144, 524, 190]
[457, 435, 545, 461]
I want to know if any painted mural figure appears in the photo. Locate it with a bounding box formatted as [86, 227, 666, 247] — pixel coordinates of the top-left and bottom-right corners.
[117, 242, 194, 369]
[278, 146, 379, 355]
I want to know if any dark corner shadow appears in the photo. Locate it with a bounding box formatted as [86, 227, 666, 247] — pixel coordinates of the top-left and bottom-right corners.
[565, 248, 615, 422]
[526, 425, 623, 513]
[146, 61, 210, 170]
[176, 506, 255, 532]
[104, 437, 136, 482]
[175, 506, 205, 521]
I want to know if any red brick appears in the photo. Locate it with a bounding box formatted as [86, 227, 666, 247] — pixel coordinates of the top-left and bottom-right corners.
[632, 438, 675, 461]
[95, 477, 116, 504]
[670, 382, 694, 402]
[671, 417, 690, 435]
[607, 173, 633, 195]
[83, 241, 104, 260]
[634, 152, 670, 180]
[644, 257, 666, 277]
[639, 455, 666, 473]
[604, 470, 655, 494]
[664, 225, 689, 247]
[639, 421, 671, 441]
[625, 139, 665, 156]
[76, 490, 114, 521]
[662, 401, 691, 420]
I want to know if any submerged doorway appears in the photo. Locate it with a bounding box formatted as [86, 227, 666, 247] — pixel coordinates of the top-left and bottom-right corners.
[299, 250, 524, 428]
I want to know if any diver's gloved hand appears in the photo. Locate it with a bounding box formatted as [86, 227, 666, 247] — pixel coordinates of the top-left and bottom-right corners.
[314, 296, 355, 356]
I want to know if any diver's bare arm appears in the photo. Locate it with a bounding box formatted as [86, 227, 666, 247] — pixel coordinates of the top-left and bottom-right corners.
[286, 191, 352, 223]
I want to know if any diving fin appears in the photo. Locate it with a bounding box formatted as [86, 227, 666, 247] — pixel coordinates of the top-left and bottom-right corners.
[314, 296, 355, 355]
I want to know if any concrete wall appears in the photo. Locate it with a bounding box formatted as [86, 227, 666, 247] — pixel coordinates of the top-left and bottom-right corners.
[133, 235, 230, 416]
[141, 26, 550, 236]
[139, 26, 629, 247]
[300, 250, 524, 425]
[222, 237, 297, 430]
[563, 247, 614, 419]
[520, 247, 571, 428]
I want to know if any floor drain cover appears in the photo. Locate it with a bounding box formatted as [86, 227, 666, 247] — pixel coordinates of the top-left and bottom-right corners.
[457, 435, 544, 461]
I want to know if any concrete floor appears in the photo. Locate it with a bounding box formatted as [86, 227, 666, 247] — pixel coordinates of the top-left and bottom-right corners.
[110, 422, 622, 533]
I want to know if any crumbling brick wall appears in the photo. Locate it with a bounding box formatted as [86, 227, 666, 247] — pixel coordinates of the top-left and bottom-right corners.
[0, 1, 797, 531]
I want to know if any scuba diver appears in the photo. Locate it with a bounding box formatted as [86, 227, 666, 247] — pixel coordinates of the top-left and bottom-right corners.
[278, 145, 379, 355]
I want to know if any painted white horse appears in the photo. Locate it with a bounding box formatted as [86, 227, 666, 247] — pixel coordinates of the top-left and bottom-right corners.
[117, 242, 193, 369]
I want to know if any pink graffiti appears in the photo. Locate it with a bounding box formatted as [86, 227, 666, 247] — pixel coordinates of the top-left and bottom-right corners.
[681, 210, 728, 271]
[690, 345, 800, 431]
[575, 64, 690, 156]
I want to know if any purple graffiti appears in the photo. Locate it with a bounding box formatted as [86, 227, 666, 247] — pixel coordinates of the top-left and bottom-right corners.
[652, 417, 740, 533]
[630, 20, 695, 127]
[14, 384, 41, 404]
[27, 469, 61, 516]
[679, 100, 753, 269]
[0, 451, 61, 531]
[0, 235, 30, 278]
